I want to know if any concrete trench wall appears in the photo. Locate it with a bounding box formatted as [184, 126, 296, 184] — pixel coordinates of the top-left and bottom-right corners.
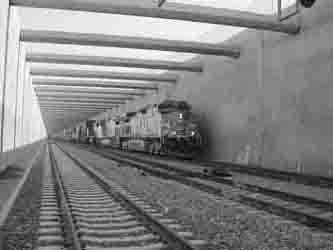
[120, 0, 333, 176]
[0, 4, 46, 162]
[175, 0, 333, 175]
[0, 0, 10, 152]
[3, 7, 21, 152]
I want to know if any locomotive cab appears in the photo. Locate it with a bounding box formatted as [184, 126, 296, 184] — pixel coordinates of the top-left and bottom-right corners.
[159, 100, 202, 157]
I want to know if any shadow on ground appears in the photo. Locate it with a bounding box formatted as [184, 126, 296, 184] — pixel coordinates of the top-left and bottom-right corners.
[0, 165, 24, 180]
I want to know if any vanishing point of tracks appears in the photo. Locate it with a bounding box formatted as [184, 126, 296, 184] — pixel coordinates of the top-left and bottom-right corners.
[36, 143, 207, 250]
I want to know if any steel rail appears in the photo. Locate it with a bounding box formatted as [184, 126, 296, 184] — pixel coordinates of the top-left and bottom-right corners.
[48, 143, 83, 250]
[55, 143, 204, 250]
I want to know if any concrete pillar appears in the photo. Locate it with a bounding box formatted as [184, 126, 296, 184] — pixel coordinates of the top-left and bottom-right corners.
[29, 81, 46, 143]
[24, 74, 33, 144]
[13, 44, 22, 149]
[20, 64, 29, 146]
[256, 31, 265, 166]
[2, 7, 21, 152]
[0, 0, 9, 153]
[14, 46, 26, 148]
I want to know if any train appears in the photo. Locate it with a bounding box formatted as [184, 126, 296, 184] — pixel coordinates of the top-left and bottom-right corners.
[70, 99, 203, 158]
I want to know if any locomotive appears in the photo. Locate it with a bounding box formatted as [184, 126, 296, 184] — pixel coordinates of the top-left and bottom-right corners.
[74, 99, 202, 158]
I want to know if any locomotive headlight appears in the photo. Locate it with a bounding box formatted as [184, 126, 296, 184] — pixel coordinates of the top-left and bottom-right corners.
[191, 131, 195, 136]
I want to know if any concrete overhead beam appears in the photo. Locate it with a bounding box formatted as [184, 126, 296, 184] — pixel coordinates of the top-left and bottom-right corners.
[30, 68, 178, 83]
[43, 113, 97, 117]
[42, 108, 106, 111]
[44, 117, 95, 121]
[45, 119, 89, 123]
[40, 108, 111, 112]
[43, 113, 102, 118]
[26, 53, 203, 72]
[39, 103, 118, 107]
[32, 78, 158, 90]
[40, 102, 116, 106]
[34, 88, 145, 96]
[38, 98, 125, 104]
[43, 113, 105, 117]
[43, 114, 92, 117]
[37, 96, 126, 102]
[42, 111, 106, 115]
[39, 99, 126, 105]
[42, 110, 111, 113]
[40, 101, 116, 105]
[43, 114, 98, 119]
[42, 110, 99, 113]
[39, 102, 124, 107]
[43, 111, 99, 115]
[11, 0, 300, 34]
[38, 100, 124, 105]
[21, 29, 240, 58]
[36, 94, 134, 101]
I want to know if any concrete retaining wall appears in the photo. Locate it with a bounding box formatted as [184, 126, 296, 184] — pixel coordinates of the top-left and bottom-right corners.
[174, 0, 333, 175]
[3, 8, 21, 151]
[0, 5, 46, 156]
[123, 0, 333, 176]
[0, 0, 9, 153]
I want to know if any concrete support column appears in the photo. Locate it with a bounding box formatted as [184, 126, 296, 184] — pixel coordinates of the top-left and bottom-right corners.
[0, 0, 10, 153]
[25, 74, 33, 144]
[14, 45, 25, 148]
[256, 31, 265, 166]
[2, 7, 21, 152]
[20, 64, 29, 146]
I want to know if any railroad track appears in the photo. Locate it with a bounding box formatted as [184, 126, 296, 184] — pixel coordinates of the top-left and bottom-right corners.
[36, 154, 67, 249]
[43, 143, 207, 250]
[59, 142, 333, 234]
[90, 142, 333, 189]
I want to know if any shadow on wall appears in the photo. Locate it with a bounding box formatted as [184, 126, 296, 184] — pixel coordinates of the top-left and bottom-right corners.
[196, 111, 213, 160]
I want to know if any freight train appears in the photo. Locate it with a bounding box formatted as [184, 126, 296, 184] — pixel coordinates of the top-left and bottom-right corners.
[70, 99, 202, 158]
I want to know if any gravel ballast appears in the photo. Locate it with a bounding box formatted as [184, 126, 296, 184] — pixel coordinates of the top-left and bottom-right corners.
[0, 149, 45, 250]
[62, 144, 333, 250]
[0, 142, 44, 212]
